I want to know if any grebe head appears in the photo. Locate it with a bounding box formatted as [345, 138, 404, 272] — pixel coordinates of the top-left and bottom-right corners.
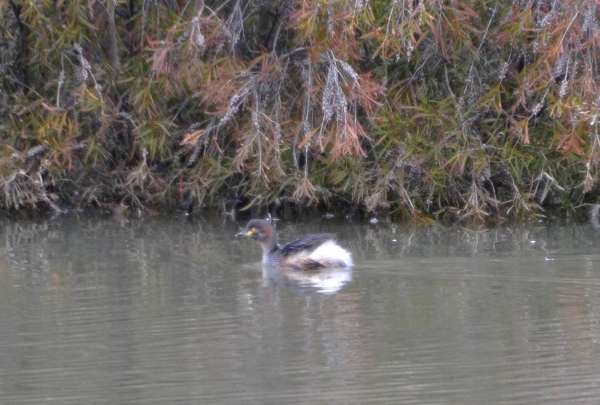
[236, 219, 277, 243]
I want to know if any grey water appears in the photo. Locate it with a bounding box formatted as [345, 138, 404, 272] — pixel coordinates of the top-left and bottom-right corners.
[1, 214, 600, 404]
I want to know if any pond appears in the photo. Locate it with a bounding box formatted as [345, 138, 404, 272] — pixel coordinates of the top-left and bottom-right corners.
[1, 213, 600, 404]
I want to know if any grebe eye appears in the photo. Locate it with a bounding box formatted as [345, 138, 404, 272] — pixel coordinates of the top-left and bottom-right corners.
[251, 228, 256, 232]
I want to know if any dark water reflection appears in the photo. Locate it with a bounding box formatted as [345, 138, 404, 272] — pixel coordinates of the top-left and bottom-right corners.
[1, 215, 600, 404]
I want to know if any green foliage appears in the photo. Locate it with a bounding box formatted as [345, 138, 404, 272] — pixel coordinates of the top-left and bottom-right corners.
[0, 0, 599, 221]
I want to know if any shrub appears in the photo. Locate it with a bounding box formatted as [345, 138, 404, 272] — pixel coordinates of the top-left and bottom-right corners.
[1, 0, 598, 221]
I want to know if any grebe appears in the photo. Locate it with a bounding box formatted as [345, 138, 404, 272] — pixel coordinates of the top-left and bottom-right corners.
[236, 219, 353, 270]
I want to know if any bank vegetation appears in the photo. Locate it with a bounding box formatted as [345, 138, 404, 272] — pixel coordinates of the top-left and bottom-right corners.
[1, 0, 599, 222]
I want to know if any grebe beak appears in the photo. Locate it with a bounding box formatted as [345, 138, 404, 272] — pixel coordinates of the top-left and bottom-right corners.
[236, 230, 253, 237]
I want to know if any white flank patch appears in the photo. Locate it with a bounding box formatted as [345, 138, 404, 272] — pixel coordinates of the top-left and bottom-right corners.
[309, 240, 353, 267]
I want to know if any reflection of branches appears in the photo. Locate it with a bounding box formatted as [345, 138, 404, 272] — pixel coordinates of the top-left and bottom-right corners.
[589, 204, 600, 228]
[0, 221, 49, 250]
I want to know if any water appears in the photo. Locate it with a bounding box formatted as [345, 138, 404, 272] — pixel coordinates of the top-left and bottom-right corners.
[1, 214, 600, 404]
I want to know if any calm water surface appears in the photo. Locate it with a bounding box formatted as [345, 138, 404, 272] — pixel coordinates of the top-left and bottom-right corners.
[1, 214, 600, 404]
